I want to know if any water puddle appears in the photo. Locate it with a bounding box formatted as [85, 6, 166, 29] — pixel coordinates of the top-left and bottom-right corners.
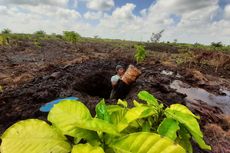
[170, 80, 230, 114]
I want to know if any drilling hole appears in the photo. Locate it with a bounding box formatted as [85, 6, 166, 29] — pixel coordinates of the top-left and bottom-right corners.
[74, 71, 112, 98]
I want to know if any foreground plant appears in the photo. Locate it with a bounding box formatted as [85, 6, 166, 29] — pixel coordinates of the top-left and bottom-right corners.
[0, 91, 211, 153]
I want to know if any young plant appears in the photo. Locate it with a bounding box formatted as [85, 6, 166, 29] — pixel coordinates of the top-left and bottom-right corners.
[0, 91, 211, 153]
[134, 45, 147, 64]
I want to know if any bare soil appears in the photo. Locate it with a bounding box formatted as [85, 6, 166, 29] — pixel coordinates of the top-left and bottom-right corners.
[0, 40, 230, 153]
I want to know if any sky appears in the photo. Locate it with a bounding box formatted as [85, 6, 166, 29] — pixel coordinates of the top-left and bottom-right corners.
[0, 0, 230, 44]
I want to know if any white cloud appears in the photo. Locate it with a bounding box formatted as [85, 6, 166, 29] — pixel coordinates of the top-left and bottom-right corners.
[0, 0, 229, 44]
[86, 0, 114, 11]
[84, 11, 102, 20]
[112, 3, 136, 20]
[0, 4, 82, 34]
[139, 0, 229, 44]
[0, 0, 69, 7]
[140, 9, 147, 16]
[98, 3, 137, 31]
[224, 5, 230, 19]
[92, 0, 229, 44]
[151, 0, 218, 14]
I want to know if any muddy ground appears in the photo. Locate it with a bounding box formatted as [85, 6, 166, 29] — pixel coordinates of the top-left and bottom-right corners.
[0, 40, 230, 153]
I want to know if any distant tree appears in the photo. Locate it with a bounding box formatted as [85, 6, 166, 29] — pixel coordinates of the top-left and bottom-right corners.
[194, 42, 202, 47]
[63, 31, 81, 43]
[34, 30, 46, 37]
[56, 34, 63, 39]
[1, 28, 11, 34]
[94, 35, 99, 39]
[211, 42, 223, 48]
[173, 39, 178, 44]
[150, 29, 164, 43]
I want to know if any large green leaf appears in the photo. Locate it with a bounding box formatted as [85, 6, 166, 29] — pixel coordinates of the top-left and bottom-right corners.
[1, 119, 71, 153]
[165, 106, 211, 150]
[111, 132, 186, 153]
[157, 118, 180, 140]
[96, 99, 110, 122]
[137, 91, 159, 106]
[71, 144, 104, 153]
[48, 100, 92, 137]
[178, 125, 193, 153]
[117, 106, 158, 132]
[169, 104, 200, 119]
[48, 100, 119, 136]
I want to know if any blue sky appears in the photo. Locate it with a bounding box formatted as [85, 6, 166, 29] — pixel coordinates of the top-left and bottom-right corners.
[0, 0, 230, 44]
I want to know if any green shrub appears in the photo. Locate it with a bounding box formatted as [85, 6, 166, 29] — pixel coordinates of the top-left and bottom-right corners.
[56, 34, 63, 39]
[33, 30, 46, 38]
[0, 35, 8, 45]
[211, 42, 223, 48]
[1, 29, 11, 34]
[0, 91, 211, 153]
[63, 31, 81, 43]
[134, 45, 147, 63]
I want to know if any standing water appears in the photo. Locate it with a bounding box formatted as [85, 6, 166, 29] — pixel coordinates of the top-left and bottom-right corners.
[170, 80, 230, 114]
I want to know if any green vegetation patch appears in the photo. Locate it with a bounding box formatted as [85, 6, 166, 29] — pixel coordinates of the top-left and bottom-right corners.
[0, 91, 211, 153]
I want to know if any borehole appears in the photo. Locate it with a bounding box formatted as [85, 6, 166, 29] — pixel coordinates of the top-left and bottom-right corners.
[74, 71, 113, 98]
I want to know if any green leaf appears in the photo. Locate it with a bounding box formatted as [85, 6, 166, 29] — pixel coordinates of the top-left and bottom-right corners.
[111, 132, 186, 153]
[178, 125, 193, 153]
[109, 108, 127, 125]
[133, 100, 143, 107]
[165, 107, 211, 150]
[48, 100, 92, 137]
[96, 99, 110, 122]
[73, 128, 100, 146]
[48, 100, 119, 136]
[117, 99, 128, 108]
[106, 105, 124, 113]
[137, 91, 159, 106]
[117, 106, 158, 132]
[142, 121, 151, 132]
[169, 104, 200, 119]
[71, 143, 104, 153]
[157, 118, 180, 140]
[83, 118, 120, 135]
[106, 104, 128, 126]
[1, 119, 71, 153]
